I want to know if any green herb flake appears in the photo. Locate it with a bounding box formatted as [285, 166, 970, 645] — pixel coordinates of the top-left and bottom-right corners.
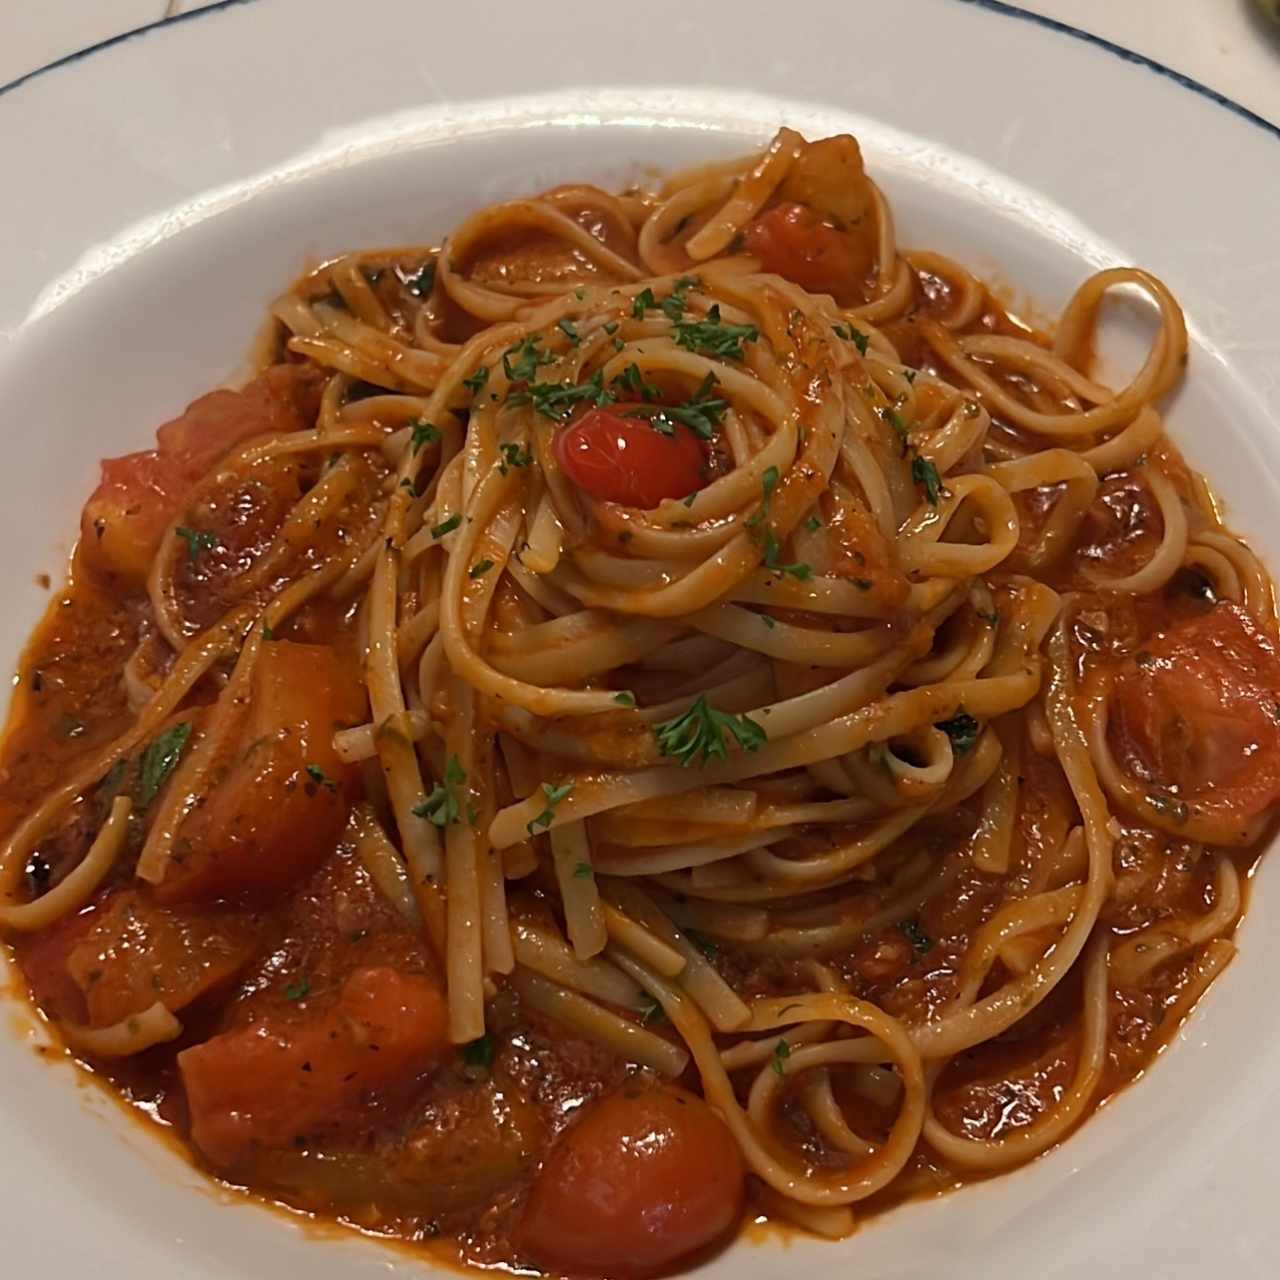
[136, 722, 192, 810]
[498, 442, 533, 475]
[573, 861, 593, 879]
[285, 975, 311, 1001]
[771, 1038, 791, 1077]
[746, 465, 780, 529]
[462, 1033, 494, 1070]
[761, 614, 776, 630]
[603, 321, 619, 335]
[937, 712, 980, 756]
[672, 304, 758, 360]
[911, 456, 945, 505]
[976, 608, 1000, 628]
[175, 526, 218, 563]
[413, 754, 467, 827]
[516, 369, 615, 421]
[624, 372, 727, 441]
[431, 514, 461, 540]
[762, 529, 813, 581]
[804, 515, 822, 532]
[557, 318, 581, 346]
[410, 420, 441, 453]
[899, 919, 934, 955]
[654, 695, 767, 768]
[462, 365, 490, 396]
[502, 337, 553, 383]
[469, 559, 495, 579]
[631, 288, 657, 319]
[832, 323, 870, 356]
[305, 764, 337, 792]
[612, 692, 637, 708]
[527, 780, 573, 836]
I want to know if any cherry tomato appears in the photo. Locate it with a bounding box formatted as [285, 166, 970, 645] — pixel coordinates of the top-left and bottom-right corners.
[516, 1084, 744, 1277]
[554, 407, 704, 508]
[744, 201, 871, 304]
[1110, 602, 1280, 842]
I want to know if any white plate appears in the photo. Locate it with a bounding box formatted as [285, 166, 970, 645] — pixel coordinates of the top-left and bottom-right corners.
[2, 2, 1279, 1277]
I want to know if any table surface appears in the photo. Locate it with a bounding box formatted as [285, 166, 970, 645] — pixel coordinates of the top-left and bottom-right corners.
[5, 0, 1280, 125]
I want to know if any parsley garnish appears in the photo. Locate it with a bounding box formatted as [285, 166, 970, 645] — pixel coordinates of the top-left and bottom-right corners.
[832, 323, 870, 355]
[136, 722, 192, 809]
[285, 975, 311, 1001]
[502, 337, 552, 383]
[746, 466, 780, 529]
[557, 318, 581, 346]
[632, 288, 657, 319]
[175, 526, 218, 563]
[761, 614, 776, 630]
[462, 1033, 493, 1070]
[804, 514, 822, 532]
[262, 622, 274, 640]
[527, 781, 573, 836]
[654, 696, 766, 768]
[469, 559, 495, 578]
[762, 530, 812, 581]
[912, 456, 944, 505]
[673, 304, 758, 359]
[771, 1038, 791, 1077]
[880, 406, 910, 442]
[305, 764, 337, 792]
[413, 755, 467, 827]
[402, 260, 436, 297]
[410, 420, 440, 453]
[937, 712, 980, 756]
[613, 362, 660, 401]
[462, 366, 490, 395]
[624, 372, 728, 440]
[612, 692, 636, 708]
[515, 369, 614, 421]
[431, 514, 461, 539]
[603, 321, 619, 335]
[573, 861, 593, 879]
[498, 442, 533, 475]
[899, 919, 934, 955]
[976, 608, 999, 628]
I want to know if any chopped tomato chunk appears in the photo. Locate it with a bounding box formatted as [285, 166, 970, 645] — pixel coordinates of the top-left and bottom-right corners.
[554, 407, 705, 508]
[179, 966, 449, 1168]
[157, 641, 366, 904]
[745, 202, 872, 305]
[1110, 603, 1280, 842]
[81, 364, 323, 583]
[517, 1084, 744, 1277]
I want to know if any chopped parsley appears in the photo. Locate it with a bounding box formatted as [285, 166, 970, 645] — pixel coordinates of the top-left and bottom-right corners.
[410, 420, 440, 453]
[937, 712, 980, 756]
[502, 337, 552, 383]
[804, 514, 822, 532]
[462, 365, 490, 395]
[624, 373, 728, 440]
[305, 764, 337, 792]
[284, 975, 311, 1001]
[430, 514, 461, 540]
[880, 405, 910, 443]
[832, 323, 870, 355]
[498, 442, 533, 475]
[746, 466, 780, 530]
[899, 919, 934, 955]
[632, 288, 657, 319]
[136, 722, 192, 810]
[413, 754, 467, 827]
[175, 526, 218, 563]
[401, 260, 436, 297]
[612, 692, 636, 708]
[613, 362, 661, 401]
[654, 696, 766, 768]
[557, 318, 581, 346]
[514, 369, 614, 421]
[469, 559, 495, 578]
[603, 321, 619, 335]
[762, 529, 813, 581]
[911, 455, 945, 505]
[771, 1038, 791, 1077]
[976, 607, 1000, 628]
[527, 780, 573, 836]
[573, 861, 593, 879]
[462, 1033, 494, 1070]
[673, 304, 758, 359]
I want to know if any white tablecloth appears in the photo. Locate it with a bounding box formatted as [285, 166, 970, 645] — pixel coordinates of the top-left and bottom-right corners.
[4, 0, 1279, 125]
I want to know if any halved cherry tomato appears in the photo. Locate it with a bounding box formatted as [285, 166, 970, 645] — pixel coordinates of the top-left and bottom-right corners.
[744, 201, 871, 305]
[516, 1084, 744, 1277]
[1110, 603, 1280, 842]
[156, 641, 366, 904]
[554, 407, 704, 508]
[179, 966, 449, 1168]
[81, 364, 323, 584]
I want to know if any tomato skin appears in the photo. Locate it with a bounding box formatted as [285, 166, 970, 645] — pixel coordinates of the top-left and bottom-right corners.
[81, 364, 323, 584]
[179, 966, 449, 1168]
[554, 407, 705, 508]
[744, 201, 871, 305]
[1110, 603, 1280, 841]
[516, 1085, 745, 1277]
[156, 641, 367, 904]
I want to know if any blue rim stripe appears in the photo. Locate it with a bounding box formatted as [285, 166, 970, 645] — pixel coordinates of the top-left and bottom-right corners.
[0, 0, 1275, 143]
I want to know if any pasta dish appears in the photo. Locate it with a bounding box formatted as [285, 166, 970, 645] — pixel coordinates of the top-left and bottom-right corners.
[1, 128, 1275, 1276]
